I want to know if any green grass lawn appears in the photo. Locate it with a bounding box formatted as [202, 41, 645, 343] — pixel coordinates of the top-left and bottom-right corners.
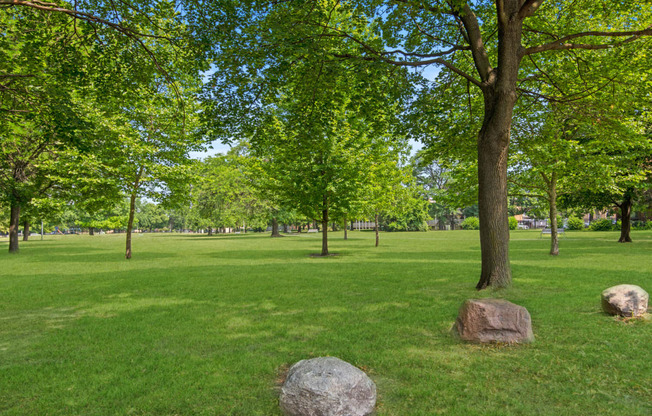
[1, 230, 650, 415]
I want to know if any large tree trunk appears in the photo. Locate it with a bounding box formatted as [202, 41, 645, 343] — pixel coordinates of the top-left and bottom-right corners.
[89, 227, 95, 236]
[125, 192, 137, 259]
[271, 217, 281, 237]
[344, 215, 348, 240]
[9, 203, 20, 253]
[618, 191, 633, 243]
[475, 9, 523, 290]
[374, 212, 379, 247]
[321, 195, 329, 256]
[207, 227, 213, 236]
[22, 220, 29, 241]
[475, 110, 513, 289]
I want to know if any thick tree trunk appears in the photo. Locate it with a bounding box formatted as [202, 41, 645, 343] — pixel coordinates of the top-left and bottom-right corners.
[283, 223, 289, 233]
[125, 192, 137, 259]
[375, 213, 379, 247]
[22, 220, 29, 241]
[207, 227, 213, 236]
[321, 195, 329, 256]
[89, 227, 95, 236]
[271, 217, 281, 237]
[476, 122, 512, 289]
[475, 10, 523, 290]
[619, 191, 633, 243]
[9, 203, 20, 253]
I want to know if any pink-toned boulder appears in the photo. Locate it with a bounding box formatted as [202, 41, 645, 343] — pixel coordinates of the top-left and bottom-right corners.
[454, 299, 534, 344]
[601, 284, 648, 317]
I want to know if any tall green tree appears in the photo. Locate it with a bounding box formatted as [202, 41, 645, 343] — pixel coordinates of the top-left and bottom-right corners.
[191, 0, 652, 289]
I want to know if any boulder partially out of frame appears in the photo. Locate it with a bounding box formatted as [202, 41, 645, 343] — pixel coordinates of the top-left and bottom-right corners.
[601, 284, 649, 317]
[279, 356, 376, 416]
[454, 298, 534, 344]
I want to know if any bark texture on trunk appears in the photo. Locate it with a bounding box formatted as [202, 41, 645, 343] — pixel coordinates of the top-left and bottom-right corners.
[271, 217, 281, 237]
[618, 191, 633, 243]
[374, 213, 379, 247]
[125, 192, 137, 259]
[476, 116, 513, 289]
[475, 4, 524, 290]
[22, 220, 29, 241]
[9, 203, 20, 253]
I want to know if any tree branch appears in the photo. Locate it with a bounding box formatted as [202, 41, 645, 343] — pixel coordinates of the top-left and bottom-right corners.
[452, 3, 492, 82]
[524, 26, 652, 55]
[333, 52, 483, 87]
[518, 0, 545, 20]
[0, 0, 180, 98]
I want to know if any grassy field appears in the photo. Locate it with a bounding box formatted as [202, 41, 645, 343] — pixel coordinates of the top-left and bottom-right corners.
[0, 230, 650, 415]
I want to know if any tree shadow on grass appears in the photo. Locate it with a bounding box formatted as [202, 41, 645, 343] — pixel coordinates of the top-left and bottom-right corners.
[176, 233, 277, 241]
[6, 245, 175, 263]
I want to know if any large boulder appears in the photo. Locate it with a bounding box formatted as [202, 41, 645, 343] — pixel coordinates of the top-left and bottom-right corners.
[454, 298, 534, 344]
[601, 284, 649, 317]
[279, 357, 376, 416]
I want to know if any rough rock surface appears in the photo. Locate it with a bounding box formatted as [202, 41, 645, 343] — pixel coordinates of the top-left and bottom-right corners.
[601, 284, 649, 317]
[454, 298, 534, 344]
[279, 357, 376, 416]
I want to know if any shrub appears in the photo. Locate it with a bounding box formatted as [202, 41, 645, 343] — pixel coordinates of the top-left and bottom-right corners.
[589, 218, 613, 231]
[509, 216, 518, 230]
[638, 221, 652, 230]
[461, 216, 480, 230]
[566, 217, 584, 230]
[613, 220, 621, 231]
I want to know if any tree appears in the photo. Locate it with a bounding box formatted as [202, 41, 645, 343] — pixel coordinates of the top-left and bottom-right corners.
[1, 2, 202, 254]
[362, 155, 414, 247]
[192, 151, 267, 235]
[192, 0, 652, 289]
[199, 14, 411, 255]
[511, 93, 651, 250]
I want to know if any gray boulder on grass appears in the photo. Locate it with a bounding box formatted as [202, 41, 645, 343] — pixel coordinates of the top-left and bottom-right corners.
[601, 284, 649, 317]
[454, 298, 534, 344]
[279, 356, 376, 416]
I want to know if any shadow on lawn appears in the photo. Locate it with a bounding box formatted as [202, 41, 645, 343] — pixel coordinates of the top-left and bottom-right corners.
[6, 245, 176, 263]
[176, 233, 278, 241]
